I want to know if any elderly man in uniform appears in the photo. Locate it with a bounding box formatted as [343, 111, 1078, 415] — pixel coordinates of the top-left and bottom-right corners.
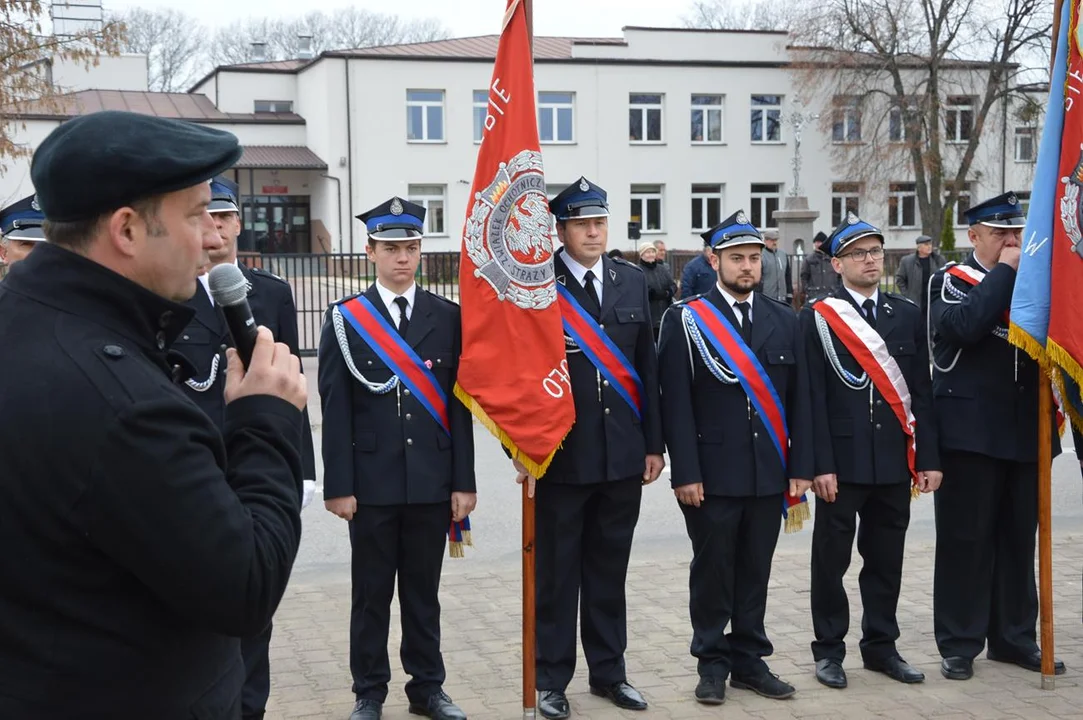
[174, 175, 317, 720]
[0, 194, 47, 269]
[658, 210, 814, 705]
[0, 110, 308, 718]
[801, 213, 940, 690]
[513, 177, 664, 720]
[318, 197, 476, 720]
[929, 191, 1065, 680]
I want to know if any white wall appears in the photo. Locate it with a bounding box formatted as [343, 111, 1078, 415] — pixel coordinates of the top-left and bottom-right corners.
[0, 119, 61, 205]
[51, 54, 148, 92]
[214, 72, 297, 114]
[295, 58, 350, 252]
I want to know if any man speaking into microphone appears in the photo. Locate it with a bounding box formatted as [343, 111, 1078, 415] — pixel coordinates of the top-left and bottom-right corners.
[0, 110, 308, 719]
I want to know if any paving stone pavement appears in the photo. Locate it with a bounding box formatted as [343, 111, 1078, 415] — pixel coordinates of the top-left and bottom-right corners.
[264, 531, 1083, 720]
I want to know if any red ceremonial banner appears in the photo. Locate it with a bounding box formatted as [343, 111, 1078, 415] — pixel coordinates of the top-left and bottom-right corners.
[454, 0, 576, 477]
[1047, 2, 1083, 397]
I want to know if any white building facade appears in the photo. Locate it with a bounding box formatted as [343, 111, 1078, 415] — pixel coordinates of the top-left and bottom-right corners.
[2, 27, 1044, 255]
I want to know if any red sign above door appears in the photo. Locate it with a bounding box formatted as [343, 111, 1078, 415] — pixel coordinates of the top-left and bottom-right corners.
[261, 185, 288, 194]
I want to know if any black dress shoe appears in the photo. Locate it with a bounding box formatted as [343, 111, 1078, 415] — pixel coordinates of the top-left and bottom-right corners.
[349, 699, 383, 720]
[538, 690, 570, 720]
[694, 675, 726, 705]
[940, 656, 974, 680]
[864, 656, 924, 684]
[589, 681, 648, 710]
[987, 648, 1067, 675]
[815, 659, 847, 689]
[408, 690, 467, 720]
[730, 671, 796, 699]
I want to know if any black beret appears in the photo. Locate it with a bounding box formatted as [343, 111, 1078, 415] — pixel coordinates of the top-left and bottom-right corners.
[30, 110, 243, 222]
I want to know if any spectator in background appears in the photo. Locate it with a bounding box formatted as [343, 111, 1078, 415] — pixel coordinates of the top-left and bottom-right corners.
[800, 231, 840, 305]
[895, 235, 946, 311]
[680, 246, 716, 299]
[638, 241, 676, 340]
[758, 228, 793, 304]
[653, 239, 668, 266]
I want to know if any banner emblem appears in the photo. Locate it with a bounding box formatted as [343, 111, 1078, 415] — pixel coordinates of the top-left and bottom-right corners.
[464, 149, 555, 310]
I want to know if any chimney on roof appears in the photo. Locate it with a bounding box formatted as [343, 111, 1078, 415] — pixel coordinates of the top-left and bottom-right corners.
[250, 41, 267, 62]
[297, 35, 314, 60]
[51, 0, 104, 37]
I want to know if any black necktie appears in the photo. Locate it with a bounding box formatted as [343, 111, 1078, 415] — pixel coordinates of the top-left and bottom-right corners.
[393, 296, 410, 337]
[862, 298, 877, 329]
[582, 270, 601, 315]
[736, 301, 753, 345]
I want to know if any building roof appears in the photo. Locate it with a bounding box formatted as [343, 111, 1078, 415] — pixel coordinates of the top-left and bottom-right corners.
[7, 90, 306, 124]
[236, 145, 327, 170]
[328, 34, 626, 61]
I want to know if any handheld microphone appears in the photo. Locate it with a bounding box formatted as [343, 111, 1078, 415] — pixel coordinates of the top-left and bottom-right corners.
[207, 263, 258, 369]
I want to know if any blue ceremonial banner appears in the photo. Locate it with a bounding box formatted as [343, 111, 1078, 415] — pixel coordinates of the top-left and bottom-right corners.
[1007, 0, 1070, 361]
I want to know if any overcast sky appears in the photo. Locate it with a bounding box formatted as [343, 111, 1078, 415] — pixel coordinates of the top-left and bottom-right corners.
[109, 0, 690, 38]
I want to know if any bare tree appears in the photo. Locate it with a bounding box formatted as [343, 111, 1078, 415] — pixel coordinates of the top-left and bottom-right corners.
[210, 8, 451, 66]
[0, 0, 123, 171]
[683, 0, 806, 31]
[109, 8, 205, 92]
[792, 0, 1051, 240]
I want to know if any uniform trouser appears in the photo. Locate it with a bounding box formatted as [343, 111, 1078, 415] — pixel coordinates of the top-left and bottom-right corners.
[680, 494, 781, 680]
[348, 502, 450, 704]
[240, 622, 273, 719]
[810, 481, 911, 664]
[535, 476, 642, 691]
[934, 450, 1039, 660]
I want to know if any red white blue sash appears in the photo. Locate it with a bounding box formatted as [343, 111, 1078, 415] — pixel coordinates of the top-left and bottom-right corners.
[338, 296, 450, 435]
[557, 283, 643, 419]
[686, 298, 788, 466]
[813, 298, 917, 486]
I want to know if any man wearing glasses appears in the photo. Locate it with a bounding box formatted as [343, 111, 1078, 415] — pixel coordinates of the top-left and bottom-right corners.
[799, 213, 940, 690]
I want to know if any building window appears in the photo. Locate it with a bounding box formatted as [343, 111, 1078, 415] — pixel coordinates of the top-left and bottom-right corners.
[407, 184, 446, 235]
[538, 92, 575, 143]
[1016, 190, 1032, 216]
[832, 96, 862, 143]
[750, 95, 782, 142]
[473, 90, 487, 143]
[406, 90, 445, 142]
[254, 100, 292, 113]
[630, 184, 664, 232]
[945, 182, 972, 227]
[629, 94, 663, 143]
[831, 183, 862, 227]
[945, 96, 974, 144]
[749, 183, 781, 228]
[691, 94, 723, 143]
[691, 184, 723, 230]
[888, 102, 920, 144]
[888, 182, 918, 228]
[1015, 127, 1036, 162]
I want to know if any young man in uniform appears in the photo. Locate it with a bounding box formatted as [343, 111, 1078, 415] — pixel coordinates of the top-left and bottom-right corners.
[929, 191, 1065, 680]
[800, 213, 941, 690]
[658, 210, 814, 705]
[318, 197, 477, 720]
[513, 177, 664, 720]
[0, 194, 47, 269]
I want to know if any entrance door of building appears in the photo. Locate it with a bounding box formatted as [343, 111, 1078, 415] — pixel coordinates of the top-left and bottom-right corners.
[241, 195, 311, 254]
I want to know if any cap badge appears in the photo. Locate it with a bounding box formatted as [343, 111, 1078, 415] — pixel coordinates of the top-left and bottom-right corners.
[846, 211, 860, 225]
[30, 196, 40, 211]
[736, 210, 749, 225]
[578, 178, 590, 192]
[390, 198, 404, 216]
[1008, 192, 1018, 205]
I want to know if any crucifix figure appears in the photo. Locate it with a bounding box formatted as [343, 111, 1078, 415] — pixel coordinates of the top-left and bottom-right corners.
[784, 105, 819, 198]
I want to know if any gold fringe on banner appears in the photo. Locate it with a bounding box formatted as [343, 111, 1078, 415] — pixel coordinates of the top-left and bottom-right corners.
[783, 501, 810, 534]
[1048, 339, 1083, 434]
[1008, 322, 1049, 365]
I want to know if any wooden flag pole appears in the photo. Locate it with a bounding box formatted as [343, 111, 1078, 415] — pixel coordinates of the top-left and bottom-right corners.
[521, 7, 538, 720]
[1039, 0, 1065, 691]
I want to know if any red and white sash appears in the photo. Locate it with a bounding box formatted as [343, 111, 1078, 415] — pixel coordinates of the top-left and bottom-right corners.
[945, 263, 1010, 325]
[813, 298, 918, 489]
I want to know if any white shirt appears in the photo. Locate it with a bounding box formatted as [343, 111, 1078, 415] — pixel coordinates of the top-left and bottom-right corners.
[716, 284, 754, 326]
[845, 286, 879, 319]
[560, 251, 604, 306]
[376, 280, 417, 328]
[197, 259, 241, 306]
